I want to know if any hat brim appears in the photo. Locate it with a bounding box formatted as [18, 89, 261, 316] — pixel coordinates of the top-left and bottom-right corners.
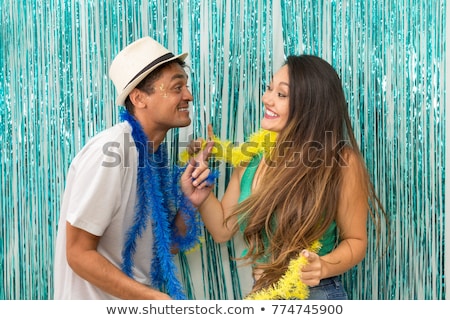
[115, 52, 188, 106]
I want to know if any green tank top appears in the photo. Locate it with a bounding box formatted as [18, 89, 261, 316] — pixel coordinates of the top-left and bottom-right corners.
[238, 153, 337, 259]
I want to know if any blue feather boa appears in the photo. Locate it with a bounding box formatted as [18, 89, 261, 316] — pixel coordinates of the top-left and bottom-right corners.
[119, 109, 203, 300]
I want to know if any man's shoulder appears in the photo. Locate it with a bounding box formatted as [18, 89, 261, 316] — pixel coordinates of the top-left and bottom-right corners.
[74, 122, 134, 158]
[71, 121, 136, 167]
[88, 121, 133, 144]
[101, 121, 132, 136]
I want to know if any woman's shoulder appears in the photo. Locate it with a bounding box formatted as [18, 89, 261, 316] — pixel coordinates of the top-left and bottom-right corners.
[339, 147, 369, 193]
[340, 147, 365, 169]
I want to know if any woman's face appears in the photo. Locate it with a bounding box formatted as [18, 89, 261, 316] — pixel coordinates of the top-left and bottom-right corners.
[261, 65, 290, 132]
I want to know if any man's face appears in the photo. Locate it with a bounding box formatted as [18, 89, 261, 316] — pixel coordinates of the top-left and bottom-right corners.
[140, 63, 193, 131]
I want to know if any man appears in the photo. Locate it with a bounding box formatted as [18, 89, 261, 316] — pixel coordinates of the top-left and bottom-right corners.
[54, 37, 213, 300]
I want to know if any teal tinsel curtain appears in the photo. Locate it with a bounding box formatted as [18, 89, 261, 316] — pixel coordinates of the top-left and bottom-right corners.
[0, 0, 446, 299]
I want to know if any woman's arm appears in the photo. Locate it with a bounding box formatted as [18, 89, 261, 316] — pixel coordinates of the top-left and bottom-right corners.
[301, 151, 368, 285]
[181, 125, 245, 244]
[197, 166, 244, 243]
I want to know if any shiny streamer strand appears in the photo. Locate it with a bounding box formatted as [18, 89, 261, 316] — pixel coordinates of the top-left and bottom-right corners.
[0, 0, 446, 300]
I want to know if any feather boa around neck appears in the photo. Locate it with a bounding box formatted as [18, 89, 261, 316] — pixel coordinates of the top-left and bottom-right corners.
[119, 109, 202, 300]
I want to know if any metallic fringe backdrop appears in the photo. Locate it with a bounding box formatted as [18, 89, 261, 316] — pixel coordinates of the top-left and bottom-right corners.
[0, 0, 447, 299]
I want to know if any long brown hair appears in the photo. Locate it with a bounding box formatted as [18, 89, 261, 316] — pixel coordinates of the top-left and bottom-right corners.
[230, 55, 386, 293]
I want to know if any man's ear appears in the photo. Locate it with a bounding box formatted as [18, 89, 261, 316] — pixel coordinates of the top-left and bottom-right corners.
[128, 88, 147, 110]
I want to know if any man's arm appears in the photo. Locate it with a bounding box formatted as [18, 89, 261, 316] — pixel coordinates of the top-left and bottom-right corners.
[65, 222, 171, 300]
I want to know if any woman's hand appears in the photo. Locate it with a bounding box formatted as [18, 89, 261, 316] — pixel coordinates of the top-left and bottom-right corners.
[186, 124, 215, 158]
[300, 250, 322, 286]
[180, 139, 215, 207]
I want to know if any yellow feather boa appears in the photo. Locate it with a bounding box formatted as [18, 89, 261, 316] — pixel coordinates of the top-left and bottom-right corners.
[179, 129, 278, 167]
[179, 129, 321, 300]
[244, 240, 321, 300]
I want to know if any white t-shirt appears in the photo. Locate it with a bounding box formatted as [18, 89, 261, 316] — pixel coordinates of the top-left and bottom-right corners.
[54, 121, 154, 299]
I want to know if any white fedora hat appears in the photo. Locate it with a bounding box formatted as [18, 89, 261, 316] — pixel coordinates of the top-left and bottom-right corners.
[109, 36, 188, 106]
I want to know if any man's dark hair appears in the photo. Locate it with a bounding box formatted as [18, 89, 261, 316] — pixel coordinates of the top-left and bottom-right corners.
[124, 59, 187, 114]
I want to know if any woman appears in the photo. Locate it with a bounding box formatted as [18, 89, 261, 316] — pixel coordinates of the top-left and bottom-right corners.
[184, 55, 386, 300]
